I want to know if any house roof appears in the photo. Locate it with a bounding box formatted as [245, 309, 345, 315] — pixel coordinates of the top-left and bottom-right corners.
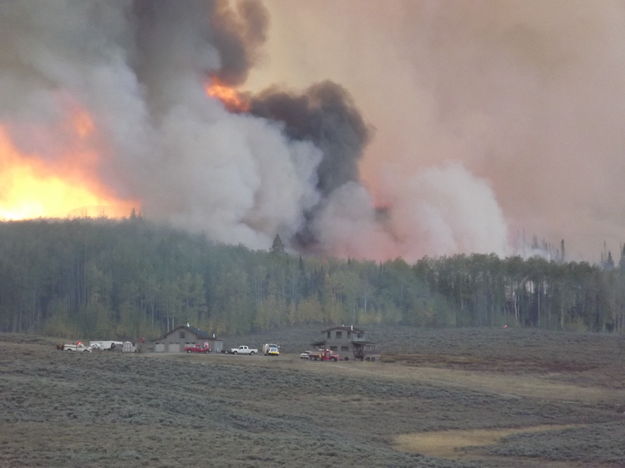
[156, 325, 217, 341]
[321, 325, 365, 333]
[312, 339, 376, 347]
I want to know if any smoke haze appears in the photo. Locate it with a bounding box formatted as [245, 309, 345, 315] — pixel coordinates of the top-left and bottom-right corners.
[2, 1, 620, 261]
[251, 0, 625, 260]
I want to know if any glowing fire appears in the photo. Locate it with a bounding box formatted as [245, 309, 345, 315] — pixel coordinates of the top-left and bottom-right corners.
[205, 79, 249, 112]
[0, 107, 137, 220]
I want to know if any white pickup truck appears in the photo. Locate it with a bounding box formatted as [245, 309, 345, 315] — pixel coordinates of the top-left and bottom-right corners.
[63, 342, 92, 352]
[229, 345, 258, 355]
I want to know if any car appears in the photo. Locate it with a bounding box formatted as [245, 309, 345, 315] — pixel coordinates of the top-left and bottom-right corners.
[299, 351, 311, 359]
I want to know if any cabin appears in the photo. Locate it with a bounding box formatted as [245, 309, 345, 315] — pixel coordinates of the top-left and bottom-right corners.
[311, 325, 378, 360]
[153, 325, 223, 353]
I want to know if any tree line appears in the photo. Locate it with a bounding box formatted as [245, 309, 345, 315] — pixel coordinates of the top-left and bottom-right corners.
[0, 218, 623, 338]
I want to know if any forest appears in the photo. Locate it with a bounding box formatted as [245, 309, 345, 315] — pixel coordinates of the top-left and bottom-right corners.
[0, 218, 624, 339]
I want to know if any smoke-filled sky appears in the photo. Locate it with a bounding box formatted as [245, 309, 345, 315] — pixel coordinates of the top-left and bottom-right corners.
[250, 0, 625, 261]
[1, 1, 624, 262]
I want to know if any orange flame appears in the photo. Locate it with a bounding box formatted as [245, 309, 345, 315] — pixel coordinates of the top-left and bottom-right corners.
[0, 107, 138, 221]
[205, 79, 249, 113]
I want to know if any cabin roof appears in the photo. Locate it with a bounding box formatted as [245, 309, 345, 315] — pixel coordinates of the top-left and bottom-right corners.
[312, 339, 375, 346]
[321, 325, 365, 333]
[157, 325, 217, 341]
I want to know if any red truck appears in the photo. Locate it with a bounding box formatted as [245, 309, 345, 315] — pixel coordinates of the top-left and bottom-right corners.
[306, 348, 339, 361]
[184, 342, 211, 353]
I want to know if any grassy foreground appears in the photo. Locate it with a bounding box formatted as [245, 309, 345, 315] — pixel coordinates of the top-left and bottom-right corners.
[1, 328, 624, 467]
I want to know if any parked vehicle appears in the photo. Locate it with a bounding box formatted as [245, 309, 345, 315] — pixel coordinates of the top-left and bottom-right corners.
[262, 343, 280, 355]
[89, 341, 123, 351]
[265, 345, 280, 356]
[122, 341, 136, 353]
[306, 348, 339, 361]
[229, 345, 258, 355]
[62, 342, 92, 352]
[300, 351, 312, 359]
[184, 342, 211, 353]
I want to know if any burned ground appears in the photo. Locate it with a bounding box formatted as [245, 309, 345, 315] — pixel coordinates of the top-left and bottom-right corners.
[1, 328, 624, 467]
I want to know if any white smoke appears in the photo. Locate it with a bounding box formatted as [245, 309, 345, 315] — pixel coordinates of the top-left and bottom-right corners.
[315, 163, 508, 261]
[0, 0, 322, 249]
[385, 163, 508, 260]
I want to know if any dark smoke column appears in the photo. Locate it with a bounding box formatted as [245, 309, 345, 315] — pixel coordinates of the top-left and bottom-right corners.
[250, 81, 371, 248]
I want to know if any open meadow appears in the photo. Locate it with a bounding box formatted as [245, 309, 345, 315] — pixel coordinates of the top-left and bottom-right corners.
[1, 327, 625, 467]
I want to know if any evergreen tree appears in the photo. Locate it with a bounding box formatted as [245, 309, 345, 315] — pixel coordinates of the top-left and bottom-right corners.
[271, 234, 285, 254]
[0, 218, 623, 337]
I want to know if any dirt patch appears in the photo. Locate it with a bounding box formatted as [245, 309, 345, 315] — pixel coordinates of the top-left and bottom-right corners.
[327, 360, 625, 405]
[394, 424, 578, 459]
[382, 353, 597, 373]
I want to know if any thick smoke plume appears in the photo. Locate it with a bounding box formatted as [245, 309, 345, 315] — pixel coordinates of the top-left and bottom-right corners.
[0, 0, 511, 260]
[249, 81, 372, 249]
[250, 81, 369, 197]
[0, 0, 317, 249]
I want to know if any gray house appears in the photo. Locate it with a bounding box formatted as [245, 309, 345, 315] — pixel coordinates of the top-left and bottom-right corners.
[311, 325, 378, 360]
[153, 325, 223, 353]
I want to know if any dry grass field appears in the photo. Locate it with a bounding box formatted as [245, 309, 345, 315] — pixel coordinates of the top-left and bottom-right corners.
[1, 327, 625, 467]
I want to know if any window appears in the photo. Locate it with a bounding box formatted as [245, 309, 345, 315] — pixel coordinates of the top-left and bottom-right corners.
[330, 346, 338, 351]
[347, 331, 351, 338]
[179, 332, 185, 339]
[335, 331, 342, 339]
[341, 346, 349, 351]
[326, 331, 331, 339]
[357, 332, 363, 338]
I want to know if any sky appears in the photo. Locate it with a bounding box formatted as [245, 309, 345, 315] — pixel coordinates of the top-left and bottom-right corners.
[1, 0, 624, 262]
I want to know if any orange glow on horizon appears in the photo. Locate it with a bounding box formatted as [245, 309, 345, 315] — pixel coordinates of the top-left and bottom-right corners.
[0, 109, 138, 221]
[205, 79, 249, 112]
